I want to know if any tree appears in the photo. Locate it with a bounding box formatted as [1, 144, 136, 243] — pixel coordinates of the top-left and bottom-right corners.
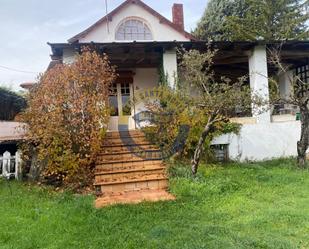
[21, 49, 115, 188]
[227, 0, 309, 41]
[194, 0, 247, 41]
[0, 87, 26, 120]
[269, 47, 309, 167]
[179, 47, 263, 175]
[140, 86, 240, 161]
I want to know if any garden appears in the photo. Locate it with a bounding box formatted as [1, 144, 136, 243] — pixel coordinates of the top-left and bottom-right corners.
[1, 159, 308, 249]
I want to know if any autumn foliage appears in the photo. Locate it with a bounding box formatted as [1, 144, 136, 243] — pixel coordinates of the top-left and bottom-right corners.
[21, 49, 115, 188]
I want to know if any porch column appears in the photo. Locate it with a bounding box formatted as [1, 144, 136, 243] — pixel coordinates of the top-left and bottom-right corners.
[278, 70, 294, 113]
[163, 49, 178, 89]
[279, 70, 293, 99]
[248, 45, 271, 123]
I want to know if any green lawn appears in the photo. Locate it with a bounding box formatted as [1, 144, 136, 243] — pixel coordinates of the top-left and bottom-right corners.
[1, 159, 309, 249]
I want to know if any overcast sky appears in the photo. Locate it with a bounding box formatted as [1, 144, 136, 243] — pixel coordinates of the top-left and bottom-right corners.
[0, 0, 207, 90]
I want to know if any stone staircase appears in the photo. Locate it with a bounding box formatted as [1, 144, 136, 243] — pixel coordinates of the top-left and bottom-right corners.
[94, 130, 175, 208]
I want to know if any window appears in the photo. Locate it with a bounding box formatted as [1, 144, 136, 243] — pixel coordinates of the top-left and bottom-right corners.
[211, 144, 229, 162]
[115, 19, 153, 41]
[121, 83, 132, 116]
[109, 84, 118, 116]
[295, 64, 309, 83]
[295, 63, 309, 97]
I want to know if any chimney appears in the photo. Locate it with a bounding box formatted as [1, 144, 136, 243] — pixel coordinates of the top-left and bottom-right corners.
[172, 3, 184, 30]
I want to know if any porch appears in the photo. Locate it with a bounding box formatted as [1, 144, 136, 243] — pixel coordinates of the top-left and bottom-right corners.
[49, 40, 309, 131]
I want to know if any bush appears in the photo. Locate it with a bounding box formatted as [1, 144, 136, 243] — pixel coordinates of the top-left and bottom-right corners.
[141, 86, 240, 160]
[21, 49, 116, 189]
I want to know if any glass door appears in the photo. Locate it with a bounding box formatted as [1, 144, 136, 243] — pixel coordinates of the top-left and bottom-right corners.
[109, 83, 119, 117]
[108, 83, 133, 131]
[120, 83, 132, 116]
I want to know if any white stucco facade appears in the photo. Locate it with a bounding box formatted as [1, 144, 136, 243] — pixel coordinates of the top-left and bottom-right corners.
[248, 45, 271, 123]
[163, 50, 178, 88]
[212, 120, 302, 161]
[78, 4, 190, 43]
[134, 67, 159, 112]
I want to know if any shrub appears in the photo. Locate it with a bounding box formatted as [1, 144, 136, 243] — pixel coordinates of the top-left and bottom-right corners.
[21, 49, 116, 189]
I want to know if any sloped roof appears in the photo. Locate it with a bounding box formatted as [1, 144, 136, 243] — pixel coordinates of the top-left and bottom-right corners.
[0, 122, 26, 142]
[68, 0, 196, 43]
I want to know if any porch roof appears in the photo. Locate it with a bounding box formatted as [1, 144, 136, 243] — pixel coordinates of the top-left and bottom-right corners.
[0, 122, 26, 143]
[48, 40, 309, 71]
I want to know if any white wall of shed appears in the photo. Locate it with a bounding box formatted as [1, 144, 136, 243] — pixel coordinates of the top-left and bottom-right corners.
[212, 121, 303, 161]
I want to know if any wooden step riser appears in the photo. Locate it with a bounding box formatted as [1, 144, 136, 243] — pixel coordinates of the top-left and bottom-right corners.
[97, 152, 163, 162]
[94, 131, 172, 207]
[95, 169, 166, 182]
[96, 163, 165, 174]
[106, 131, 144, 138]
[99, 179, 168, 195]
[104, 135, 146, 141]
[99, 145, 158, 155]
[96, 160, 164, 171]
[96, 172, 167, 184]
[95, 190, 175, 208]
[102, 138, 150, 144]
[98, 149, 162, 157]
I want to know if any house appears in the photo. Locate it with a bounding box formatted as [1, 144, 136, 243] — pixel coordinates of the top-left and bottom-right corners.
[48, 0, 195, 131]
[46, 0, 308, 205]
[48, 0, 309, 162]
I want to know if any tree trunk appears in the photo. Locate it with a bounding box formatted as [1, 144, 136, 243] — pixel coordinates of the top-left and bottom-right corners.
[191, 119, 213, 175]
[297, 105, 309, 168]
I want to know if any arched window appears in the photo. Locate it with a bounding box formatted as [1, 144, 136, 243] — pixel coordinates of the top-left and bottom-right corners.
[115, 19, 153, 41]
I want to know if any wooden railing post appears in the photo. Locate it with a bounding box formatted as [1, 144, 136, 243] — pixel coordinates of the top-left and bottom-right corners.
[0, 155, 3, 176]
[3, 151, 11, 177]
[15, 150, 22, 180]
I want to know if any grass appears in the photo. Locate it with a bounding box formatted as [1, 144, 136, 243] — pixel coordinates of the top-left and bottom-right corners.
[0, 159, 309, 249]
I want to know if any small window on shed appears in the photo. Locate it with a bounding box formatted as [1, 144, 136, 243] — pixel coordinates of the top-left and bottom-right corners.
[211, 144, 229, 162]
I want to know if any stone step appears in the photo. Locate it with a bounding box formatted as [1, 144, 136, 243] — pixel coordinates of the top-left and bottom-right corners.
[96, 160, 165, 172]
[95, 171, 167, 185]
[94, 130, 173, 208]
[105, 131, 145, 138]
[96, 178, 169, 195]
[95, 189, 175, 208]
[100, 144, 159, 154]
[101, 141, 153, 148]
[96, 161, 165, 174]
[95, 167, 166, 182]
[104, 134, 146, 141]
[102, 139, 151, 147]
[95, 165, 166, 175]
[97, 151, 163, 162]
[97, 157, 162, 165]
[98, 149, 162, 157]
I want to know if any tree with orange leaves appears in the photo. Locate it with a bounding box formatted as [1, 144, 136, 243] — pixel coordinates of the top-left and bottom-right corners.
[21, 49, 116, 188]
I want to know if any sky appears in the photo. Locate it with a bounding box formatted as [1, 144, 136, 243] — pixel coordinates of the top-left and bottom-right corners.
[0, 0, 207, 90]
